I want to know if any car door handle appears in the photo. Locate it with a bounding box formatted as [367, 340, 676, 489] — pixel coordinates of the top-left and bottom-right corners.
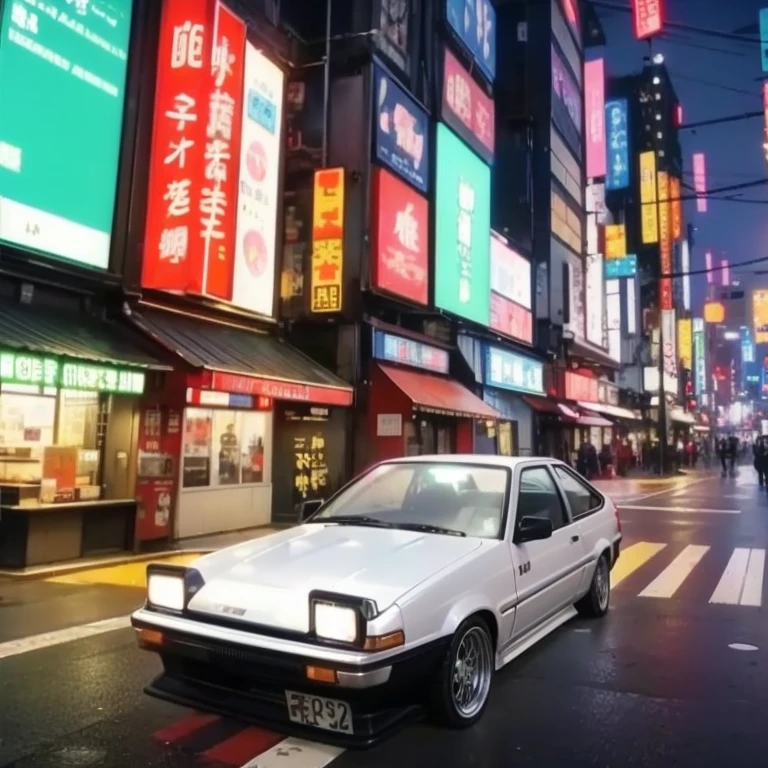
[571, 535, 580, 543]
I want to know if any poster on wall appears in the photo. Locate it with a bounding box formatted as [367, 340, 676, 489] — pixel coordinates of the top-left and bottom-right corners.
[445, 0, 496, 82]
[441, 47, 495, 164]
[434, 123, 491, 326]
[0, 0, 134, 269]
[374, 0, 411, 73]
[374, 64, 429, 194]
[371, 167, 429, 305]
[232, 43, 285, 316]
[136, 406, 182, 542]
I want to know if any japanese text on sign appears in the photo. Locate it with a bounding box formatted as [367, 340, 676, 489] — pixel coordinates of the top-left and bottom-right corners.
[0, 351, 146, 394]
[633, 0, 663, 40]
[658, 171, 672, 310]
[198, 3, 245, 298]
[294, 434, 328, 499]
[457, 179, 475, 306]
[143, 0, 211, 290]
[310, 168, 345, 313]
[639, 151, 658, 244]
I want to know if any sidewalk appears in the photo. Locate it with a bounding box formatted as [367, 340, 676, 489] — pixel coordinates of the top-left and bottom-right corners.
[0, 524, 281, 582]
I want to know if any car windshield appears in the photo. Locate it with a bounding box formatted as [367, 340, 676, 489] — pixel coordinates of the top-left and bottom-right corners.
[310, 462, 509, 539]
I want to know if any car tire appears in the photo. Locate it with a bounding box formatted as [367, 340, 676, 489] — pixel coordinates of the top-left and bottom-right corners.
[576, 552, 611, 618]
[429, 616, 494, 729]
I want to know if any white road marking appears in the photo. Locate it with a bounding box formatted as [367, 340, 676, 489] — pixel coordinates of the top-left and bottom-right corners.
[639, 545, 710, 599]
[729, 643, 759, 651]
[618, 505, 741, 514]
[618, 475, 712, 503]
[710, 549, 751, 605]
[741, 549, 765, 607]
[0, 615, 131, 660]
[241, 737, 344, 768]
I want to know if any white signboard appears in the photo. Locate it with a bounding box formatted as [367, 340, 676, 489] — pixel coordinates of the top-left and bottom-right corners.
[490, 232, 532, 309]
[585, 252, 604, 345]
[567, 260, 585, 339]
[232, 44, 285, 317]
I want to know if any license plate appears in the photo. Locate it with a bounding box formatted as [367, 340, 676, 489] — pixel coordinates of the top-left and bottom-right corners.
[285, 690, 353, 734]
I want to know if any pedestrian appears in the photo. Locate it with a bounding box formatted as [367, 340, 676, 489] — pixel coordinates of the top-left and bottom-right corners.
[754, 437, 768, 487]
[576, 441, 589, 477]
[727, 435, 738, 476]
[718, 437, 728, 477]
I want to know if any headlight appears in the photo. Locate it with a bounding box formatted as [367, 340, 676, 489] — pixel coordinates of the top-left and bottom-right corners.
[147, 573, 185, 612]
[313, 602, 359, 643]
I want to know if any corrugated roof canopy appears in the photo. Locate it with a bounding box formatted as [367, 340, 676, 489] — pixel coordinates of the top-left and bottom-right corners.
[0, 300, 168, 369]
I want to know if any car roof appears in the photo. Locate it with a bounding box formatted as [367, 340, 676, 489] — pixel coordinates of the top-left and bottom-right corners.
[382, 455, 564, 469]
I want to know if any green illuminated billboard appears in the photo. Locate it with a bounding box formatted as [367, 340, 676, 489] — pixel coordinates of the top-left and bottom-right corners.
[434, 123, 491, 326]
[0, 0, 134, 269]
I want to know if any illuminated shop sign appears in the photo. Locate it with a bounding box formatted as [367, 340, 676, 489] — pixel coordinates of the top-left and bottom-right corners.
[373, 330, 450, 375]
[484, 346, 544, 395]
[0, 351, 146, 394]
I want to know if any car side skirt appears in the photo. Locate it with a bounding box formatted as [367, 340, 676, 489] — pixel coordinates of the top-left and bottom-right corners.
[496, 605, 578, 671]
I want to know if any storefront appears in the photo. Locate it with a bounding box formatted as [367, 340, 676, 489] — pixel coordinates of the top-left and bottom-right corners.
[481, 344, 545, 457]
[0, 301, 168, 568]
[364, 329, 499, 466]
[128, 306, 353, 539]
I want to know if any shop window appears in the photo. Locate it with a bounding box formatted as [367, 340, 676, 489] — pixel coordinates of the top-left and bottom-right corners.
[182, 407, 270, 489]
[58, 390, 99, 448]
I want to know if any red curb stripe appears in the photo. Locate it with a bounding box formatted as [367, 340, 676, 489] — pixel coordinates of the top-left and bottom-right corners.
[201, 726, 284, 766]
[153, 713, 220, 745]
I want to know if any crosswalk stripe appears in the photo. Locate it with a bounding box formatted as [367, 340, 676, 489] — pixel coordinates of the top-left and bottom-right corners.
[710, 549, 751, 605]
[611, 542, 667, 588]
[741, 549, 765, 607]
[639, 544, 710, 599]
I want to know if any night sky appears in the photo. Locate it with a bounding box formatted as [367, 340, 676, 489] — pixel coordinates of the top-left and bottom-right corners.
[597, 0, 766, 314]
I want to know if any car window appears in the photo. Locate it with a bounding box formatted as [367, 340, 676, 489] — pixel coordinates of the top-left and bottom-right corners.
[517, 467, 569, 531]
[312, 462, 509, 539]
[554, 466, 603, 519]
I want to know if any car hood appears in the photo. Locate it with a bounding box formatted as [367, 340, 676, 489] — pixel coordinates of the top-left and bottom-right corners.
[186, 524, 483, 633]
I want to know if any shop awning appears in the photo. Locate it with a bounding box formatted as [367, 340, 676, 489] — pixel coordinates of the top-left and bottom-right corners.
[522, 396, 579, 422]
[129, 307, 353, 407]
[0, 300, 168, 369]
[576, 410, 613, 428]
[378, 364, 500, 419]
[670, 408, 695, 425]
[577, 402, 641, 420]
[568, 339, 621, 370]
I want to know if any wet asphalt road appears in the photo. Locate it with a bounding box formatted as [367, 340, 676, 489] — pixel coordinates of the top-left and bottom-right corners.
[2, 468, 768, 767]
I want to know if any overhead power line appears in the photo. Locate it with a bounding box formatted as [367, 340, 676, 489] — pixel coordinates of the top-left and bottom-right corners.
[680, 110, 763, 130]
[662, 255, 768, 280]
[591, 0, 760, 44]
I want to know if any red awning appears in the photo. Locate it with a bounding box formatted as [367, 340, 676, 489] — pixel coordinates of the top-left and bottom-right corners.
[523, 396, 579, 423]
[577, 410, 613, 428]
[378, 364, 500, 420]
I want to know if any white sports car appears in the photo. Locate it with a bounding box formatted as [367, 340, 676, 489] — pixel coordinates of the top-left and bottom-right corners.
[132, 456, 621, 746]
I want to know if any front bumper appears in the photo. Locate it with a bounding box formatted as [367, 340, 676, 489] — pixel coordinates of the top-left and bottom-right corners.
[131, 609, 447, 747]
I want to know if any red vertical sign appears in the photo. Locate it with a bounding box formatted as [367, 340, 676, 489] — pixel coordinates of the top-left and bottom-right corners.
[633, 0, 663, 40]
[199, 3, 246, 298]
[142, 0, 213, 291]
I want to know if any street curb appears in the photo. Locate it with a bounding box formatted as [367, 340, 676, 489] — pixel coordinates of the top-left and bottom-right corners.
[0, 549, 213, 582]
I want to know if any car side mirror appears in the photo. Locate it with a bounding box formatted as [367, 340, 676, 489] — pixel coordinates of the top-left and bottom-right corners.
[295, 499, 324, 522]
[515, 516, 553, 543]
